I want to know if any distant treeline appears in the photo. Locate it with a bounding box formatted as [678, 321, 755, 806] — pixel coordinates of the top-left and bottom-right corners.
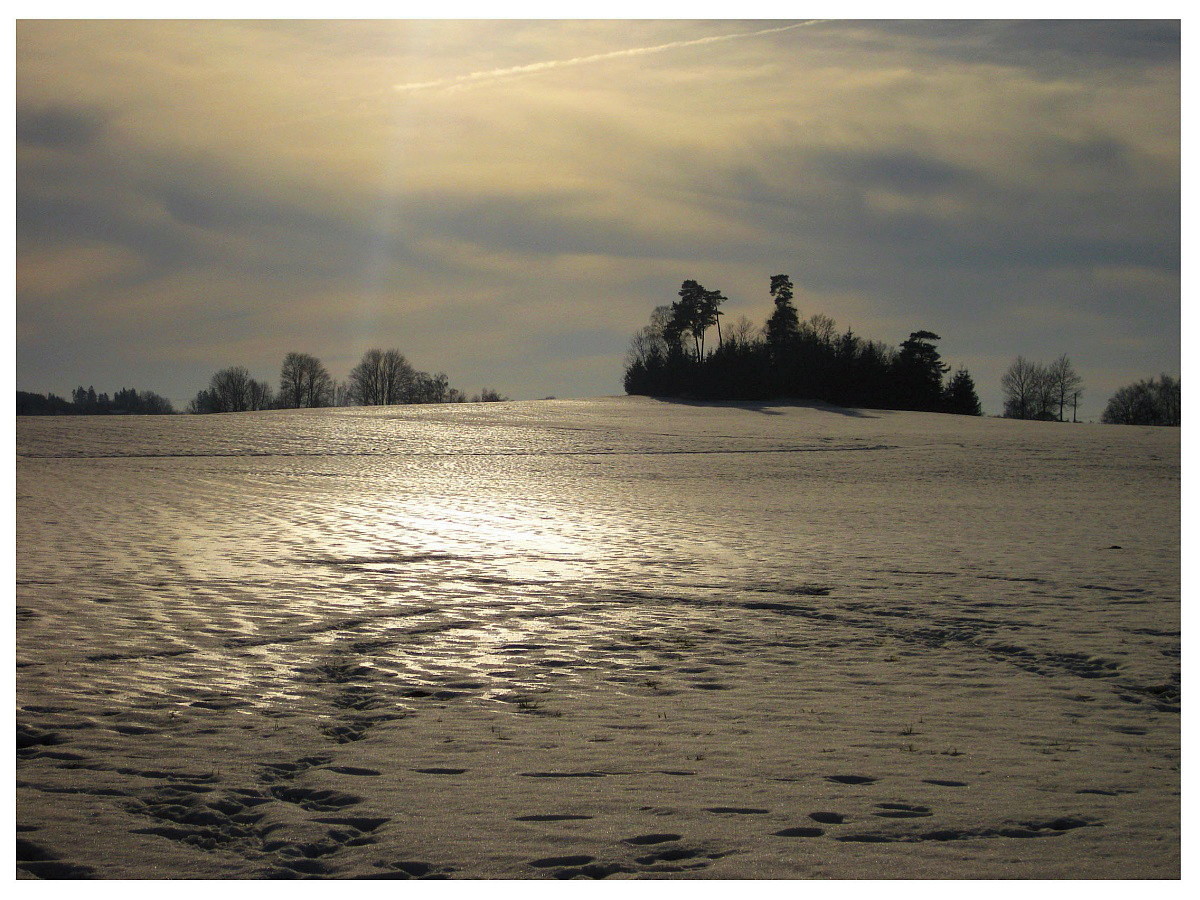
[17, 348, 509, 417]
[188, 349, 507, 413]
[624, 275, 982, 415]
[16, 386, 175, 416]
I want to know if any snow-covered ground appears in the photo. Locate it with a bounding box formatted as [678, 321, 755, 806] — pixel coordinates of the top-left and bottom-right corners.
[16, 397, 1179, 879]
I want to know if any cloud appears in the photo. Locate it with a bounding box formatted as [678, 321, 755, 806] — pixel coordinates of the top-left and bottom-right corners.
[17, 104, 108, 148]
[17, 242, 143, 300]
[900, 20, 1180, 70]
[14, 20, 1179, 417]
[812, 149, 981, 195]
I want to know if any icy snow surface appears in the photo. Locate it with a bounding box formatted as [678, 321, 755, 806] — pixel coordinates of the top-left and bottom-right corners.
[16, 397, 1179, 878]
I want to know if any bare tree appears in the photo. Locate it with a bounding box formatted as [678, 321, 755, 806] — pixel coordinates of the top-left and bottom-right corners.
[349, 349, 386, 406]
[1004, 355, 1080, 420]
[1157, 374, 1182, 425]
[138, 390, 176, 415]
[349, 349, 415, 406]
[625, 305, 674, 369]
[407, 371, 450, 404]
[1047, 354, 1083, 422]
[303, 363, 332, 408]
[1002, 356, 1035, 419]
[279, 352, 332, 408]
[248, 378, 275, 411]
[1031, 364, 1058, 420]
[279, 352, 307, 408]
[380, 350, 415, 404]
[189, 367, 273, 413]
[724, 315, 762, 350]
[802, 313, 838, 348]
[1102, 375, 1181, 426]
[209, 366, 254, 412]
[1002, 356, 1056, 420]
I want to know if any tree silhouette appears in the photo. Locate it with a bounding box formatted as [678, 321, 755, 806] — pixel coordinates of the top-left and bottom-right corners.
[943, 367, 982, 416]
[18, 388, 173, 415]
[279, 352, 333, 408]
[623, 273, 977, 413]
[408, 371, 454, 403]
[724, 315, 761, 350]
[670, 280, 724, 359]
[210, 367, 252, 412]
[893, 331, 950, 411]
[765, 274, 800, 352]
[625, 305, 674, 373]
[349, 349, 385, 405]
[1047, 354, 1083, 422]
[380, 351, 416, 404]
[1001, 356, 1040, 419]
[349, 349, 416, 405]
[1002, 355, 1079, 420]
[248, 378, 275, 411]
[1101, 375, 1180, 425]
[68, 385, 101, 412]
[16, 391, 72, 415]
[190, 367, 273, 413]
[340, 350, 471, 406]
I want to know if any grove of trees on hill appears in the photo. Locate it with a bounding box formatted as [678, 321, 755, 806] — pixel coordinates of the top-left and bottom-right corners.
[1101, 375, 1181, 426]
[16, 386, 174, 416]
[346, 349, 472, 406]
[1000, 355, 1084, 421]
[185, 349, 503, 414]
[624, 274, 982, 415]
[279, 352, 334, 409]
[188, 366, 276, 414]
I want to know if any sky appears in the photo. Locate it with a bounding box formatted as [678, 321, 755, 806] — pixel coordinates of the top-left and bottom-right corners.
[14, 15, 1181, 418]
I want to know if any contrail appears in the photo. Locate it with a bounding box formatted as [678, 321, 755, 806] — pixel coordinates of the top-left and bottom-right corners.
[393, 20, 823, 94]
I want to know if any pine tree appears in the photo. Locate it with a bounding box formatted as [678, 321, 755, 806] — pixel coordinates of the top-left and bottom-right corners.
[894, 331, 950, 411]
[671, 280, 722, 359]
[765, 274, 800, 350]
[943, 367, 983, 415]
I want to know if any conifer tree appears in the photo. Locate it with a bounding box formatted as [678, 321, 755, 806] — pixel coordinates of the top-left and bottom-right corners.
[766, 274, 800, 351]
[894, 331, 950, 410]
[943, 367, 983, 415]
